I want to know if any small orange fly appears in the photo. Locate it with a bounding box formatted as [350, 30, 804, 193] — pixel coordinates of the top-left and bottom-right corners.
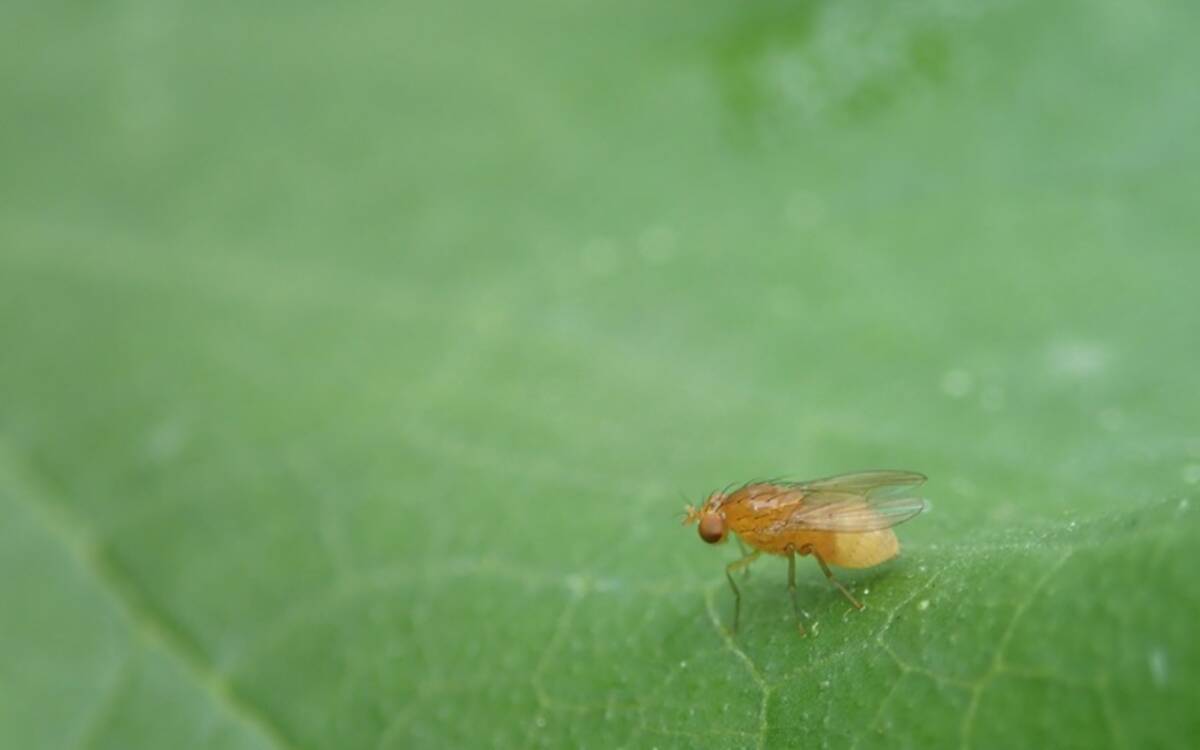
[683, 470, 927, 635]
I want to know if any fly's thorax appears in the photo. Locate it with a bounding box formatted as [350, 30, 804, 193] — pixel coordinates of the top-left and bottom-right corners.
[702, 490, 728, 512]
[719, 487, 802, 533]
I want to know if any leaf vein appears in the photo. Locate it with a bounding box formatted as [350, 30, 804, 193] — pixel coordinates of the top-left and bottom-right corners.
[0, 448, 303, 750]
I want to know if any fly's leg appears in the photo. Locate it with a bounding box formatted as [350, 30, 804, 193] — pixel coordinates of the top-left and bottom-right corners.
[736, 537, 752, 579]
[725, 550, 760, 633]
[801, 544, 864, 610]
[785, 545, 808, 637]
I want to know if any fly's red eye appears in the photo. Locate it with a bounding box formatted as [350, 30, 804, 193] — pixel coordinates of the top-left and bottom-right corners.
[698, 513, 725, 544]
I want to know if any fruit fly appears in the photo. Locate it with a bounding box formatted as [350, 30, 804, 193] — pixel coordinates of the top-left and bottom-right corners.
[682, 470, 927, 635]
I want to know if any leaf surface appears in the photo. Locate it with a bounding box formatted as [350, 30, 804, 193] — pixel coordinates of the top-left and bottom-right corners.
[2, 1, 1198, 748]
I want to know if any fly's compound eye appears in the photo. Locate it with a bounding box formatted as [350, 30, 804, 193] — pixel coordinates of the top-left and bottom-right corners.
[698, 513, 725, 544]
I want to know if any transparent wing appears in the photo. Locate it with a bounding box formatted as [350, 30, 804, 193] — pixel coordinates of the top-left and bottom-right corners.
[776, 471, 928, 532]
[782, 492, 927, 532]
[790, 470, 926, 496]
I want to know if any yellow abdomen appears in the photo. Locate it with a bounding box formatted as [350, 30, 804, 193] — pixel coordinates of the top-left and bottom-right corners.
[800, 528, 900, 568]
[736, 526, 900, 568]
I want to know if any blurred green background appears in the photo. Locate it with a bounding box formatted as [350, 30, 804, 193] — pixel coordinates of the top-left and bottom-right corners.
[2, 0, 1199, 748]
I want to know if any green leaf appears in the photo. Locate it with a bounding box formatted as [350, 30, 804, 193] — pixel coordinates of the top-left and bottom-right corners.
[2, 1, 1198, 748]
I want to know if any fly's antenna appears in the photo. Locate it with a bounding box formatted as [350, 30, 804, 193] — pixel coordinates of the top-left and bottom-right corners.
[679, 491, 699, 524]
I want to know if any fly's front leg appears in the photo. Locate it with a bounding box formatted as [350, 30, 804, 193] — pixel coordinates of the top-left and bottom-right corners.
[736, 536, 752, 579]
[801, 544, 864, 610]
[725, 550, 760, 633]
[785, 544, 807, 637]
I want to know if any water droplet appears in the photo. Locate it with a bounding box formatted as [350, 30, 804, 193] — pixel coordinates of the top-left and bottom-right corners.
[637, 224, 677, 264]
[1182, 464, 1200, 485]
[861, 588, 870, 596]
[1098, 407, 1124, 432]
[535, 715, 547, 729]
[819, 679, 831, 689]
[949, 477, 976, 497]
[940, 369, 973, 399]
[1047, 339, 1110, 378]
[1179, 498, 1192, 513]
[145, 420, 188, 461]
[784, 190, 826, 229]
[679, 660, 688, 669]
[1148, 647, 1169, 687]
[1067, 521, 1078, 531]
[917, 599, 930, 611]
[580, 238, 619, 276]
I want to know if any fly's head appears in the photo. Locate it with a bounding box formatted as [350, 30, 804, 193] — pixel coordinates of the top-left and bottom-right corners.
[682, 491, 728, 544]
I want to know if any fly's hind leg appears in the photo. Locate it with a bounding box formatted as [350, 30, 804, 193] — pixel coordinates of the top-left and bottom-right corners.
[800, 544, 864, 610]
[784, 544, 808, 637]
[725, 550, 760, 633]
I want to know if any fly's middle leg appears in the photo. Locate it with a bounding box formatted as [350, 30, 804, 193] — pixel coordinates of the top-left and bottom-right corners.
[784, 544, 807, 637]
[801, 544, 864, 610]
[725, 550, 760, 634]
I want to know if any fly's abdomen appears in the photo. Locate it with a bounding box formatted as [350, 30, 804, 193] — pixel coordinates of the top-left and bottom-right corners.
[826, 529, 900, 568]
